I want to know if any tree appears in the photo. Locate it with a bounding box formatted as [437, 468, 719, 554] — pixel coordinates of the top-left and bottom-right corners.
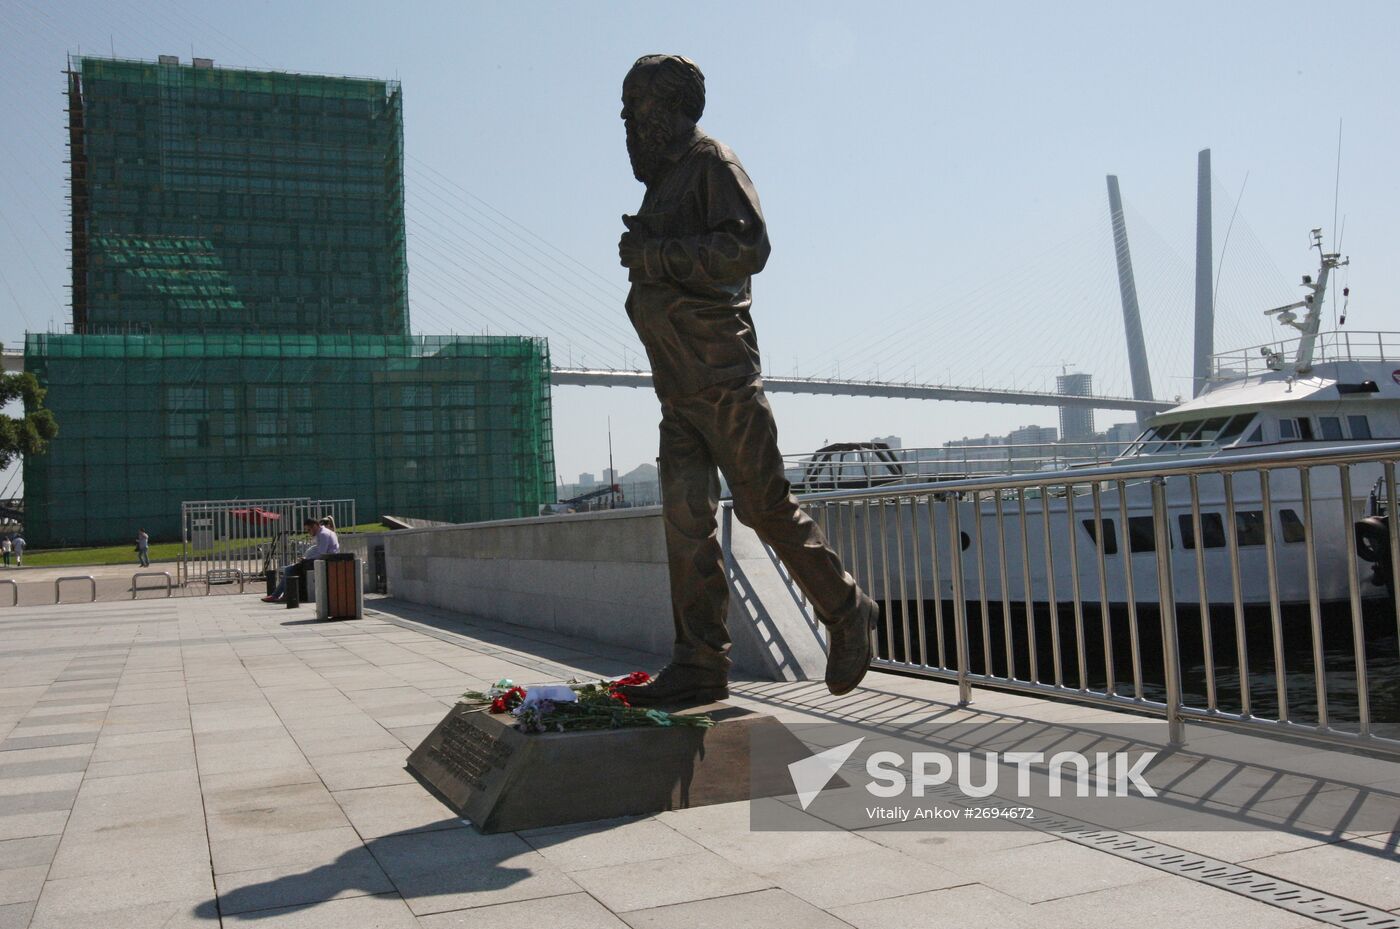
[0, 372, 59, 472]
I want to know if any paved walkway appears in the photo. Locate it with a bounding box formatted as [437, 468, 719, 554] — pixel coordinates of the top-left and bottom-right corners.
[0, 593, 1397, 928]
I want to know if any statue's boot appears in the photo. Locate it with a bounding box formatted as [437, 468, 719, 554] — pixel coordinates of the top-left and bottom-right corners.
[614, 664, 729, 706]
[825, 593, 878, 696]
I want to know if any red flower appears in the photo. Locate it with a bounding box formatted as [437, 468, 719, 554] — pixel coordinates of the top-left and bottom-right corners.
[489, 686, 527, 714]
[604, 671, 649, 707]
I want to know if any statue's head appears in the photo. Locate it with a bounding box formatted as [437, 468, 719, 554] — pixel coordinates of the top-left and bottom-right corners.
[622, 55, 705, 183]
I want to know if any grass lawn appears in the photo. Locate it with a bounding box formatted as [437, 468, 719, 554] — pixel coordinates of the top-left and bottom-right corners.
[18, 522, 390, 568]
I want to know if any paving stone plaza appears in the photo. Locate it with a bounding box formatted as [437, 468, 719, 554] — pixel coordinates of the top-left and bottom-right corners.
[1, 591, 1398, 928]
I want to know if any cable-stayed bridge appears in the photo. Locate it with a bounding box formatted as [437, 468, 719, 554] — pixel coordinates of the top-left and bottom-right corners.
[550, 367, 1171, 412]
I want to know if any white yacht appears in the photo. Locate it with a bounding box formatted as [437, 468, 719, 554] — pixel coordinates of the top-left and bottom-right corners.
[827, 231, 1398, 608]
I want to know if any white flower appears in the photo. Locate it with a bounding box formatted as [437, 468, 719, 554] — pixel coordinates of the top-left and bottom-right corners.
[510, 684, 577, 718]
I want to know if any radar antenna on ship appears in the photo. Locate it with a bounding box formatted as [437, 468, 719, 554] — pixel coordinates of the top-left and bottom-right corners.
[1261, 228, 1348, 376]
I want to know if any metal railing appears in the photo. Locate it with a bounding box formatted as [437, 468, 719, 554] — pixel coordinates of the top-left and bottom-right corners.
[179, 497, 356, 585]
[749, 441, 1400, 754]
[55, 575, 97, 603]
[782, 440, 1231, 492]
[132, 571, 173, 599]
[1210, 329, 1400, 378]
[204, 568, 245, 593]
[0, 579, 15, 607]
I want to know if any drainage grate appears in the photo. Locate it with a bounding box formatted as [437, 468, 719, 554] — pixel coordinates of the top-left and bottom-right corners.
[1035, 814, 1400, 928]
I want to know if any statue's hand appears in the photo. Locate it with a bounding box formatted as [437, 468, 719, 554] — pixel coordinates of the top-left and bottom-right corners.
[618, 230, 645, 269]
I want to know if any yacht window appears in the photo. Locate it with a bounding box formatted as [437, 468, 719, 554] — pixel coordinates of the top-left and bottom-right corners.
[1245, 424, 1264, 443]
[1278, 419, 1298, 440]
[1155, 421, 1198, 453]
[1148, 423, 1180, 451]
[1298, 418, 1315, 440]
[1235, 510, 1267, 547]
[1178, 512, 1226, 549]
[1137, 425, 1166, 454]
[1123, 431, 1152, 456]
[1279, 509, 1306, 543]
[1192, 417, 1231, 445]
[1217, 414, 1254, 445]
[1081, 518, 1118, 555]
[1127, 516, 1161, 553]
[1348, 415, 1373, 439]
[1319, 416, 1343, 441]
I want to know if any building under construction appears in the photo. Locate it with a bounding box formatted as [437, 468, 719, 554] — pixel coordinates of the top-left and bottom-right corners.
[68, 55, 408, 336]
[23, 56, 555, 547]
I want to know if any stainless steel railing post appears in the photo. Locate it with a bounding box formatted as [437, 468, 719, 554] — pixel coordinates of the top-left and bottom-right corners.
[1339, 464, 1371, 736]
[1150, 478, 1184, 746]
[1300, 466, 1329, 730]
[946, 494, 972, 706]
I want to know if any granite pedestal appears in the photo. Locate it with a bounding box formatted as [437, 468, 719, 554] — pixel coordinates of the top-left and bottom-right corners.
[407, 701, 815, 833]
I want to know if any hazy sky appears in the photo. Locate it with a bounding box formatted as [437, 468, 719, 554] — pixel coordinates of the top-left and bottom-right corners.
[2, 0, 1397, 491]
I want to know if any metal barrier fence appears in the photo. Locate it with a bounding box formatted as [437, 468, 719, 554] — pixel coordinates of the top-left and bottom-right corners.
[179, 498, 356, 585]
[748, 441, 1400, 754]
[132, 571, 173, 599]
[0, 579, 15, 607]
[55, 576, 96, 603]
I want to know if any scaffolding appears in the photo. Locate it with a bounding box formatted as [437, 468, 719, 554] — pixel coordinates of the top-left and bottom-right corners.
[23, 333, 555, 548]
[67, 55, 408, 336]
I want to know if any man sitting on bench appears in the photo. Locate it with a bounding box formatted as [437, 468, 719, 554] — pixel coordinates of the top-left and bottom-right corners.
[263, 517, 340, 603]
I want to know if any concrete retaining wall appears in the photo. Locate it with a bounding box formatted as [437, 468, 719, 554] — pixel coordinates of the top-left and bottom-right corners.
[382, 507, 828, 680]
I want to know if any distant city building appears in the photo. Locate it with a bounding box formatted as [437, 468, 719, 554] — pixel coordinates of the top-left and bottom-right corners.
[871, 435, 902, 450]
[1006, 424, 1058, 461]
[1007, 424, 1058, 445]
[944, 434, 1005, 449]
[1101, 421, 1142, 451]
[1056, 372, 1095, 442]
[556, 462, 660, 508]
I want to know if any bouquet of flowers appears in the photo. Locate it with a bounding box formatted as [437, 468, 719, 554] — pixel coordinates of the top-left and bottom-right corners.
[461, 674, 715, 734]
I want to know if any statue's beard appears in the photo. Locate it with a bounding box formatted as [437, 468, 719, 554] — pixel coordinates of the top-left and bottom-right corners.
[626, 116, 675, 184]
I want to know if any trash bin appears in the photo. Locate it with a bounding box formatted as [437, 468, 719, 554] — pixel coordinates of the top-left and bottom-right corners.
[315, 553, 362, 620]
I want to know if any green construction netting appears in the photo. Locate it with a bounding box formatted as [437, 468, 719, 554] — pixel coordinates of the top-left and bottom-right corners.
[24, 333, 555, 547]
[70, 56, 407, 336]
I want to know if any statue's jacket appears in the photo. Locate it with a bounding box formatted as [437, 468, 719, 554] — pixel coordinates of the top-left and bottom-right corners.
[625, 129, 771, 400]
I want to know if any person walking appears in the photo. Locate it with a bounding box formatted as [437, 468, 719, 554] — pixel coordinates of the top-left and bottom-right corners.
[1, 537, 10, 567]
[135, 529, 150, 568]
[12, 535, 25, 567]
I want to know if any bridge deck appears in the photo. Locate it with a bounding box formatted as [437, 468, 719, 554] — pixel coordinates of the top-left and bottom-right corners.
[552, 367, 1172, 412]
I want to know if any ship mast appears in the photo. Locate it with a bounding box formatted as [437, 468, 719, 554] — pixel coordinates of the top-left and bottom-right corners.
[1262, 228, 1347, 376]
